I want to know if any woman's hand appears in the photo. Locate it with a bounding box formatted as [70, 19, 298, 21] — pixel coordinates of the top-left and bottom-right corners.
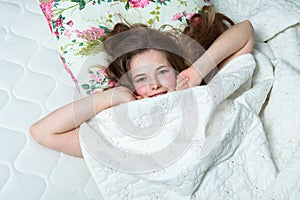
[176, 74, 189, 90]
[177, 66, 204, 88]
[109, 86, 137, 106]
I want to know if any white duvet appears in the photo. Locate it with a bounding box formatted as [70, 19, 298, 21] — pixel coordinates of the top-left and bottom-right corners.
[79, 0, 300, 199]
[79, 52, 273, 199]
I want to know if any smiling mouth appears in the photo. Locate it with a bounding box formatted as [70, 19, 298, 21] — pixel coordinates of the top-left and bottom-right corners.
[149, 91, 168, 98]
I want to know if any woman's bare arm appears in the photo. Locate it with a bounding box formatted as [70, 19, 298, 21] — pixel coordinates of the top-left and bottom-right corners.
[178, 20, 254, 86]
[30, 86, 135, 157]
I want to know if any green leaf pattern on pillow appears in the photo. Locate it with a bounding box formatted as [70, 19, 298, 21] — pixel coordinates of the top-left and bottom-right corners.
[40, 0, 208, 95]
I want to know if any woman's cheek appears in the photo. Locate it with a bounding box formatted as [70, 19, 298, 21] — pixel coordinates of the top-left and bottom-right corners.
[163, 75, 177, 91]
[135, 86, 147, 97]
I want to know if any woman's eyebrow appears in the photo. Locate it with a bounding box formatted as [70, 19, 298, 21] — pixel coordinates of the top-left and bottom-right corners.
[155, 65, 169, 71]
[132, 73, 146, 79]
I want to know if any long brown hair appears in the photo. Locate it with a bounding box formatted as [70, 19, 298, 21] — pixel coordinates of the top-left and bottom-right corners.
[183, 5, 234, 50]
[103, 5, 234, 89]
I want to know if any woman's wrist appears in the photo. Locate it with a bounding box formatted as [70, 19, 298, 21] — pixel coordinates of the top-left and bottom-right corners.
[92, 89, 114, 114]
[192, 52, 217, 79]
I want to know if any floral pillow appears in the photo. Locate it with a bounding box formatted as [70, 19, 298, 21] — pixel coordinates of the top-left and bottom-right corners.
[39, 0, 209, 95]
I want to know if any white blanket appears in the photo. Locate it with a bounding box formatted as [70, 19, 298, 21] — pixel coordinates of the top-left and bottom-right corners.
[79, 52, 275, 199]
[79, 1, 300, 199]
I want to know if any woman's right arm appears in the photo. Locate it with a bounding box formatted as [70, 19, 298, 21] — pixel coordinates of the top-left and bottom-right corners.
[30, 86, 135, 157]
[178, 20, 254, 86]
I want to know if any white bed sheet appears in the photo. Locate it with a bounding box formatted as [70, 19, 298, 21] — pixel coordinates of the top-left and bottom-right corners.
[0, 0, 101, 199]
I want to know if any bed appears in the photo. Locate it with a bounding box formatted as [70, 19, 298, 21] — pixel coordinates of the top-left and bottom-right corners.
[0, 0, 299, 199]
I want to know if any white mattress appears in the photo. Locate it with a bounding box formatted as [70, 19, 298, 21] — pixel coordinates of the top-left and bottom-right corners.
[0, 0, 102, 199]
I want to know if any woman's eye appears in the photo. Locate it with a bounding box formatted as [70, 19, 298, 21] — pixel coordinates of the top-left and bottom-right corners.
[135, 77, 146, 83]
[159, 69, 169, 74]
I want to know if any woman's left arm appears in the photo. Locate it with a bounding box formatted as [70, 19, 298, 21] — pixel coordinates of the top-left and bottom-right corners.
[178, 20, 254, 87]
[30, 86, 136, 157]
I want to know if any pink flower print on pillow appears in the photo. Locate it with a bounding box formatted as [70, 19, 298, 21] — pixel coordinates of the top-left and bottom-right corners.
[75, 27, 105, 42]
[40, 0, 54, 32]
[81, 66, 116, 95]
[55, 18, 64, 28]
[172, 13, 184, 21]
[67, 20, 74, 27]
[129, 0, 150, 8]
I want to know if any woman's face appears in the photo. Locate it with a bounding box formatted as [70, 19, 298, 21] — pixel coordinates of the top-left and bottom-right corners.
[130, 49, 177, 98]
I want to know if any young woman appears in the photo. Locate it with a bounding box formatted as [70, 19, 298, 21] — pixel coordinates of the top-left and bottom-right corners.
[30, 5, 254, 157]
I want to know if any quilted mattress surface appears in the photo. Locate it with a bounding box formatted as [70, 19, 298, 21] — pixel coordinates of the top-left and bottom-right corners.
[0, 0, 102, 199]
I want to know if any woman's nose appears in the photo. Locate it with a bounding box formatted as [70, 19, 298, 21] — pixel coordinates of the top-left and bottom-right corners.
[150, 82, 162, 90]
[149, 77, 162, 90]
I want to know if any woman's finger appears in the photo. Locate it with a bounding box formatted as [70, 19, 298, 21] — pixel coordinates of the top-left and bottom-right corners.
[176, 76, 189, 90]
